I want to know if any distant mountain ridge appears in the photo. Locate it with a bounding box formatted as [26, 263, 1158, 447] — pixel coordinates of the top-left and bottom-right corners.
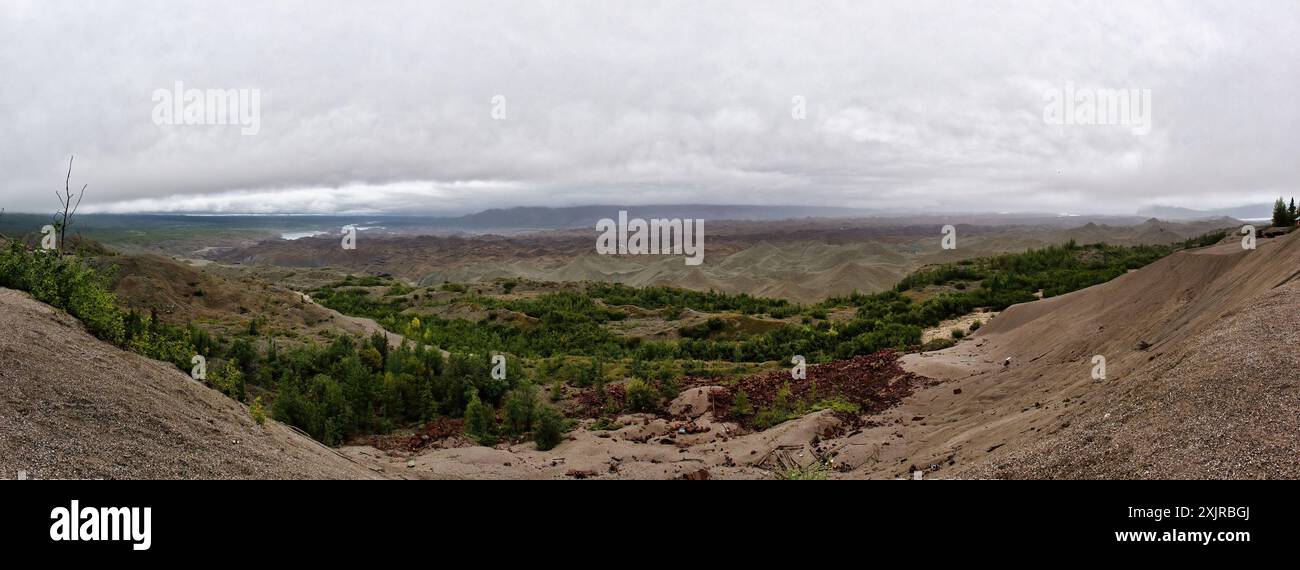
[445, 204, 878, 230]
[1137, 203, 1272, 220]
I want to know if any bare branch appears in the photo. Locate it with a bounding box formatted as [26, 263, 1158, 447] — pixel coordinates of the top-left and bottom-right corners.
[70, 184, 86, 218]
[54, 154, 86, 256]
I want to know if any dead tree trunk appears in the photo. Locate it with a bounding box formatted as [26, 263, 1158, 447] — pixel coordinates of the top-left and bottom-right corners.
[55, 156, 86, 256]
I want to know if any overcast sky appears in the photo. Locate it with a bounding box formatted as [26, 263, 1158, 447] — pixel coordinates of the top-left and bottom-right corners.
[2, 0, 1298, 216]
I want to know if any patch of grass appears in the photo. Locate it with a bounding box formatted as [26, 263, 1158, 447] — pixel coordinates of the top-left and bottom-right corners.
[587, 417, 625, 431]
[920, 338, 957, 352]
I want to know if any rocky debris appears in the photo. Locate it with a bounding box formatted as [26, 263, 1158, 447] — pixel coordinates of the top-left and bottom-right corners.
[667, 420, 709, 435]
[701, 350, 923, 426]
[680, 468, 711, 480]
[576, 383, 627, 417]
[363, 417, 468, 453]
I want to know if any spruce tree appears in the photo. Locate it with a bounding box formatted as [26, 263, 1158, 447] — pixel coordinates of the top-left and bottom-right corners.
[502, 383, 538, 436]
[1273, 197, 1289, 227]
[1289, 198, 1297, 226]
[464, 390, 497, 445]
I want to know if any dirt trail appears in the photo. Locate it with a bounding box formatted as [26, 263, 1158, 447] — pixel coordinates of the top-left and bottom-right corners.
[303, 294, 450, 357]
[0, 287, 383, 480]
[303, 294, 406, 347]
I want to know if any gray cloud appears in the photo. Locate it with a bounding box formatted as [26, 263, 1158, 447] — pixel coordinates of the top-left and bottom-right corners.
[2, 0, 1298, 215]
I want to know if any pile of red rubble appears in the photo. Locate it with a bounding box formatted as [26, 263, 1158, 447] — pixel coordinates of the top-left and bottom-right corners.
[702, 350, 927, 423]
[362, 417, 468, 453]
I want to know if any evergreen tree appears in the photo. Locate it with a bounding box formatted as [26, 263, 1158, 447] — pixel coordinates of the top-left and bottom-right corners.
[1289, 198, 1298, 226]
[502, 382, 538, 436]
[1273, 197, 1289, 227]
[463, 390, 497, 445]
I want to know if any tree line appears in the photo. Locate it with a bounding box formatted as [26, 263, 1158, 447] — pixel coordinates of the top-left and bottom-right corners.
[1273, 197, 1298, 227]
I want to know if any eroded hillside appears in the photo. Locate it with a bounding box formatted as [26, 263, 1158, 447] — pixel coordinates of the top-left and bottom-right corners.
[0, 288, 380, 480]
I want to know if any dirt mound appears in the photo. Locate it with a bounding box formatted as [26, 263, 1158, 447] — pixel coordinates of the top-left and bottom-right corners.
[0, 288, 379, 480]
[851, 231, 1300, 479]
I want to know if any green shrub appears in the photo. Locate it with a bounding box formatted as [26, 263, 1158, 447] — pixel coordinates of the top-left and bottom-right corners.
[624, 378, 659, 412]
[533, 406, 565, 451]
[731, 389, 753, 416]
[752, 407, 799, 430]
[0, 244, 125, 344]
[969, 319, 982, 331]
[250, 397, 267, 425]
[588, 417, 624, 431]
[752, 383, 798, 429]
[920, 338, 957, 352]
[213, 359, 246, 401]
[951, 328, 965, 339]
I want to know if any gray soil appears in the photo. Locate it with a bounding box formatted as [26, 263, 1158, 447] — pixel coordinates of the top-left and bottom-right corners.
[0, 288, 380, 480]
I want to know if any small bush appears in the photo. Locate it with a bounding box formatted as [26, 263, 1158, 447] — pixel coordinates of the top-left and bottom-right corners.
[969, 319, 982, 331]
[951, 328, 965, 339]
[533, 406, 565, 451]
[920, 338, 957, 352]
[250, 397, 267, 425]
[588, 417, 623, 431]
[213, 359, 246, 401]
[624, 378, 659, 412]
[731, 389, 753, 416]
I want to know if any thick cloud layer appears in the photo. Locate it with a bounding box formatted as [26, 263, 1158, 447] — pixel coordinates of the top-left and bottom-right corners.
[2, 0, 1297, 215]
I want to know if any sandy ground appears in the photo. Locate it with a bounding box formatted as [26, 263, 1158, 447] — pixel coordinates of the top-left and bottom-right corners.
[0, 288, 380, 480]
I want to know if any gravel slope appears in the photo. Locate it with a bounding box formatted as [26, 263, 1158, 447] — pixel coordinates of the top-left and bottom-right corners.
[0, 288, 380, 480]
[860, 230, 1300, 479]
